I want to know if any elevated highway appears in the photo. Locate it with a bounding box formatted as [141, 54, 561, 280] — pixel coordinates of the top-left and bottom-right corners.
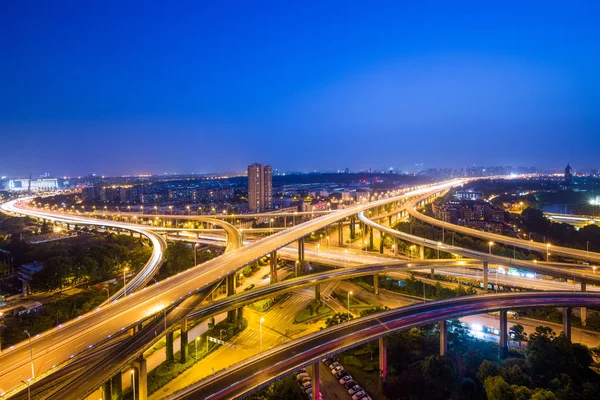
[0, 180, 460, 397]
[169, 291, 600, 400]
[406, 199, 600, 264]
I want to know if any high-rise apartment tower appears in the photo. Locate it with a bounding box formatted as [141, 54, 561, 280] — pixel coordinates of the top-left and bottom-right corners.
[247, 163, 272, 212]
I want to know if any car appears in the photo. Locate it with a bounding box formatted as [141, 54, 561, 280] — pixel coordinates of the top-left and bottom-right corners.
[302, 381, 312, 390]
[329, 361, 342, 370]
[297, 368, 307, 374]
[344, 380, 357, 389]
[301, 377, 312, 384]
[322, 357, 335, 366]
[352, 390, 367, 400]
[339, 375, 353, 384]
[348, 385, 362, 395]
[296, 373, 309, 381]
[333, 369, 348, 379]
[357, 396, 372, 400]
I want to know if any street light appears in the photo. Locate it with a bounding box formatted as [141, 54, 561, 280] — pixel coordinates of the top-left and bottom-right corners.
[347, 291, 353, 319]
[259, 317, 265, 353]
[24, 330, 34, 379]
[488, 241, 494, 255]
[546, 243, 551, 262]
[131, 369, 136, 400]
[295, 260, 299, 278]
[437, 242, 442, 259]
[123, 267, 129, 298]
[195, 336, 199, 361]
[104, 287, 110, 301]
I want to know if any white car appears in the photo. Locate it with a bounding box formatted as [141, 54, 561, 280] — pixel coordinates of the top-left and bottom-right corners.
[296, 373, 310, 381]
[339, 375, 353, 385]
[348, 385, 362, 395]
[352, 391, 367, 400]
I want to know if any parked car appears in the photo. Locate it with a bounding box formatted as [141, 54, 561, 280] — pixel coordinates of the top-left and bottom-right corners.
[322, 357, 335, 366]
[357, 396, 372, 400]
[348, 385, 362, 395]
[296, 373, 310, 381]
[297, 368, 307, 374]
[333, 369, 348, 379]
[302, 381, 312, 390]
[329, 361, 342, 370]
[339, 375, 353, 384]
[344, 380, 358, 389]
[301, 377, 312, 384]
[352, 390, 368, 400]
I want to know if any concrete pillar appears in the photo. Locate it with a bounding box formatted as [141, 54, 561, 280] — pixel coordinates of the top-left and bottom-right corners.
[350, 216, 356, 239]
[419, 245, 425, 260]
[102, 380, 112, 400]
[237, 307, 244, 329]
[373, 273, 379, 295]
[165, 331, 174, 363]
[483, 261, 489, 290]
[379, 336, 387, 383]
[499, 310, 508, 358]
[369, 227, 374, 250]
[379, 232, 384, 254]
[298, 238, 305, 263]
[581, 281, 587, 326]
[111, 373, 122, 400]
[270, 251, 278, 284]
[394, 239, 398, 256]
[133, 357, 148, 400]
[180, 319, 189, 363]
[563, 307, 572, 341]
[430, 269, 435, 279]
[312, 362, 321, 400]
[315, 284, 321, 302]
[439, 320, 447, 356]
[226, 274, 236, 296]
[338, 221, 343, 246]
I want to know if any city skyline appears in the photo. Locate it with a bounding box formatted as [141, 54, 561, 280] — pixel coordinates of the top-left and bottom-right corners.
[2, 2, 600, 176]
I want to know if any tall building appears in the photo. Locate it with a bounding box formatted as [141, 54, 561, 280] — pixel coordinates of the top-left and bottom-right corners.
[564, 163, 573, 185]
[248, 163, 273, 212]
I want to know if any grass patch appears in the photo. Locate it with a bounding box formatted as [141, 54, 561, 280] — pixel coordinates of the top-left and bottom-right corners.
[249, 293, 288, 312]
[294, 300, 333, 324]
[332, 289, 379, 310]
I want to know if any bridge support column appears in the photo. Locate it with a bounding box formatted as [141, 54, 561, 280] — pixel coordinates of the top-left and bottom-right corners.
[315, 284, 321, 302]
[373, 273, 379, 295]
[563, 307, 572, 341]
[499, 310, 508, 359]
[312, 362, 321, 400]
[430, 269, 435, 279]
[132, 356, 148, 400]
[338, 221, 344, 246]
[165, 331, 174, 363]
[419, 245, 425, 260]
[379, 336, 387, 383]
[227, 274, 237, 321]
[379, 232, 385, 254]
[110, 372, 122, 400]
[483, 261, 489, 290]
[439, 320, 447, 356]
[298, 238, 305, 264]
[270, 251, 278, 284]
[102, 380, 112, 400]
[394, 238, 398, 256]
[581, 281, 587, 326]
[369, 227, 374, 250]
[237, 307, 244, 330]
[180, 318, 189, 363]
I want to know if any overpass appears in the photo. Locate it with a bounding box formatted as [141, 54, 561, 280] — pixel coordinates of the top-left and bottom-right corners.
[168, 291, 600, 400]
[406, 199, 600, 264]
[0, 180, 460, 397]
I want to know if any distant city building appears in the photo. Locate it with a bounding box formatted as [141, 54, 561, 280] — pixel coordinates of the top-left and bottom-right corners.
[455, 190, 483, 200]
[247, 163, 273, 212]
[7, 178, 58, 192]
[564, 164, 573, 185]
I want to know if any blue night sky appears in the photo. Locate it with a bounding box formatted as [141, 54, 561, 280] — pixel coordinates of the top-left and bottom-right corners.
[1, 1, 599, 176]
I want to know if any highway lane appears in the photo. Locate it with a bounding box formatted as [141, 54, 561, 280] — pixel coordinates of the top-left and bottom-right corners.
[0, 181, 458, 397]
[358, 211, 600, 286]
[406, 200, 600, 264]
[168, 291, 600, 400]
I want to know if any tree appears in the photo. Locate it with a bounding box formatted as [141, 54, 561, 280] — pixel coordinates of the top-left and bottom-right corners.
[420, 355, 456, 399]
[510, 324, 527, 348]
[484, 376, 513, 400]
[324, 313, 353, 328]
[164, 242, 193, 275]
[531, 389, 558, 400]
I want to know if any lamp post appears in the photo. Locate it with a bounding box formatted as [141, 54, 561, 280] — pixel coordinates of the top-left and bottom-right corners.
[546, 243, 551, 262]
[195, 336, 199, 361]
[488, 241, 494, 255]
[295, 260, 299, 278]
[347, 291, 353, 319]
[104, 287, 110, 301]
[259, 317, 265, 353]
[437, 242, 442, 259]
[123, 267, 129, 298]
[24, 330, 34, 379]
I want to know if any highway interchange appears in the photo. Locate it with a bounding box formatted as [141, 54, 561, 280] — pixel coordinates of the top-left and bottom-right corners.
[1, 178, 599, 399]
